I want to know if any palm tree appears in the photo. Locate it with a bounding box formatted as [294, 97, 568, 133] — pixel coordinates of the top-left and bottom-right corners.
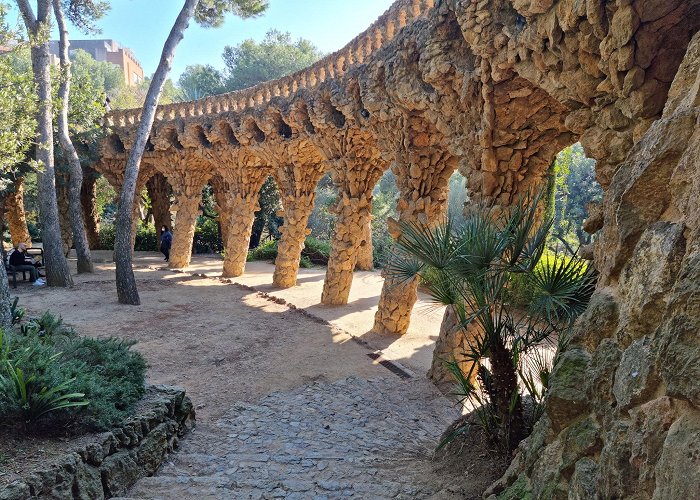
[387, 193, 596, 451]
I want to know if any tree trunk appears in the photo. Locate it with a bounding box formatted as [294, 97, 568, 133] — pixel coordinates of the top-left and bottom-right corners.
[17, 0, 73, 287]
[53, 0, 93, 273]
[81, 166, 100, 249]
[5, 177, 31, 246]
[56, 169, 73, 256]
[487, 338, 525, 450]
[0, 198, 13, 329]
[114, 0, 201, 305]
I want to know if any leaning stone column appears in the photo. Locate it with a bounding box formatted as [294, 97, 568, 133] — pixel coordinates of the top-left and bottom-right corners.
[321, 196, 373, 304]
[355, 217, 374, 271]
[168, 178, 207, 269]
[319, 144, 385, 304]
[146, 173, 172, 243]
[148, 152, 210, 268]
[372, 125, 457, 335]
[81, 166, 101, 249]
[272, 163, 326, 288]
[5, 177, 31, 246]
[220, 169, 269, 278]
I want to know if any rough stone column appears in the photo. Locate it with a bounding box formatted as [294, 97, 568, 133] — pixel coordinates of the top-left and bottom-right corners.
[428, 306, 481, 389]
[372, 120, 457, 335]
[355, 218, 374, 271]
[314, 128, 386, 304]
[218, 169, 269, 278]
[321, 196, 373, 304]
[146, 173, 172, 243]
[320, 149, 385, 305]
[168, 173, 209, 269]
[80, 166, 101, 249]
[5, 177, 31, 246]
[210, 176, 232, 255]
[272, 163, 326, 288]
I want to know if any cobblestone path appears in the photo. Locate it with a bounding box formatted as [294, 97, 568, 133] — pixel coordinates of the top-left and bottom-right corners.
[127, 376, 461, 499]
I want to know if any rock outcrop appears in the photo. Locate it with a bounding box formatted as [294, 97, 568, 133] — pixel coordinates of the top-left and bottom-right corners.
[487, 30, 700, 499]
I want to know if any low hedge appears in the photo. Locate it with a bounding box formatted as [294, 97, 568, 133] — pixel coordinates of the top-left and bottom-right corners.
[0, 306, 146, 434]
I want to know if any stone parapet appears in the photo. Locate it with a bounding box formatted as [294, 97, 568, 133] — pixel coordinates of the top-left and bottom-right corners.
[0, 385, 195, 500]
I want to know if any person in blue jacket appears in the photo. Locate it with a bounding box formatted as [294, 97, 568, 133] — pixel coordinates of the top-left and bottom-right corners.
[160, 225, 173, 262]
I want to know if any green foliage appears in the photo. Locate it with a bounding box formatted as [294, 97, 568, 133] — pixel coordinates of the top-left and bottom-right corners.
[135, 223, 157, 252]
[251, 177, 283, 248]
[0, 329, 88, 431]
[550, 144, 602, 248]
[61, 0, 110, 34]
[0, 45, 36, 184]
[246, 237, 330, 266]
[193, 218, 223, 254]
[308, 174, 337, 241]
[194, 0, 268, 28]
[69, 49, 124, 99]
[247, 239, 277, 261]
[388, 193, 597, 452]
[178, 64, 225, 100]
[223, 30, 322, 91]
[62, 336, 147, 431]
[302, 237, 331, 265]
[371, 170, 399, 268]
[0, 307, 147, 434]
[97, 222, 158, 251]
[10, 297, 25, 325]
[19, 310, 74, 339]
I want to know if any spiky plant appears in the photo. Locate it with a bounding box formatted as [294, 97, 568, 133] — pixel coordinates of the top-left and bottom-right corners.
[387, 192, 596, 451]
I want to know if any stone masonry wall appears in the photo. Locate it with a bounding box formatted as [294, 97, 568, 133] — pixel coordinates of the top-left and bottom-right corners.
[0, 385, 195, 500]
[487, 31, 700, 500]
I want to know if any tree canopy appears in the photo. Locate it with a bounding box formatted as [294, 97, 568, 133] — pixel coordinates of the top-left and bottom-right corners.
[222, 29, 323, 91]
[178, 64, 225, 100]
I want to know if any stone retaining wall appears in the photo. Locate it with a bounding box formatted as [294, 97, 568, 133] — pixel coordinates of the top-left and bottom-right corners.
[0, 385, 195, 500]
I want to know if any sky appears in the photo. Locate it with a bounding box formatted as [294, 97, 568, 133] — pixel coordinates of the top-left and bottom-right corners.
[37, 0, 396, 79]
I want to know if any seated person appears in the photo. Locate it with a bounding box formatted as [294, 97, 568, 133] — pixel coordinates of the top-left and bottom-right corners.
[9, 243, 45, 286]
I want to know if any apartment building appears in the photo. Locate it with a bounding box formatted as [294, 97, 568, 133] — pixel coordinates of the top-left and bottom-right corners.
[49, 39, 144, 86]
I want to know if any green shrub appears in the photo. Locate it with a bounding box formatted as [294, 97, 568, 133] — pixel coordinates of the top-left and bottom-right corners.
[0, 309, 147, 434]
[0, 331, 88, 431]
[247, 237, 331, 266]
[20, 310, 74, 339]
[193, 218, 223, 254]
[62, 337, 147, 431]
[134, 223, 157, 251]
[98, 222, 158, 251]
[302, 237, 330, 264]
[98, 223, 115, 250]
[247, 240, 278, 261]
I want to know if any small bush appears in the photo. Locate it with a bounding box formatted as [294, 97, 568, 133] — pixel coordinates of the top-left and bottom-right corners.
[0, 309, 147, 434]
[302, 237, 330, 264]
[98, 223, 115, 250]
[98, 222, 158, 251]
[247, 239, 278, 261]
[247, 237, 331, 266]
[62, 337, 147, 431]
[193, 218, 223, 254]
[134, 223, 157, 251]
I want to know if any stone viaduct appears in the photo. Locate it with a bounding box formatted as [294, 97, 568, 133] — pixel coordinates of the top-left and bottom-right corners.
[93, 1, 700, 496]
[99, 0, 697, 337]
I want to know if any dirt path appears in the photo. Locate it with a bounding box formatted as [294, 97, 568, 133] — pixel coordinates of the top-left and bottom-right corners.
[11, 253, 503, 498]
